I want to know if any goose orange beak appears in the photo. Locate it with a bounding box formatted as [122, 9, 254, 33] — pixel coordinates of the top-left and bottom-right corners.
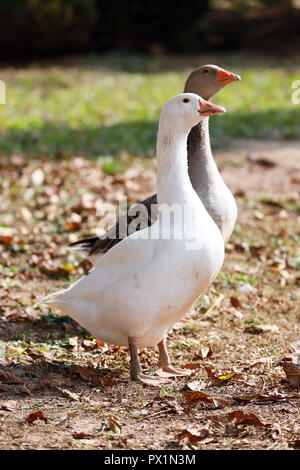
[216, 68, 241, 85]
[199, 99, 226, 116]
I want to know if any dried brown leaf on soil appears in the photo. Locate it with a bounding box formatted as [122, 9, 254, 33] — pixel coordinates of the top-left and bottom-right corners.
[55, 387, 80, 401]
[68, 336, 79, 350]
[181, 362, 202, 370]
[193, 346, 213, 360]
[226, 410, 271, 428]
[142, 398, 184, 420]
[244, 325, 264, 334]
[26, 411, 48, 424]
[25, 347, 56, 363]
[74, 367, 102, 385]
[289, 440, 300, 449]
[23, 383, 34, 396]
[101, 376, 117, 387]
[39, 262, 69, 277]
[177, 427, 210, 443]
[233, 377, 265, 402]
[0, 404, 13, 412]
[248, 357, 273, 369]
[163, 398, 184, 415]
[34, 376, 73, 392]
[230, 296, 242, 309]
[182, 390, 228, 408]
[66, 222, 81, 231]
[282, 361, 300, 388]
[72, 432, 96, 440]
[290, 340, 300, 355]
[73, 367, 118, 387]
[247, 155, 276, 168]
[82, 339, 97, 350]
[258, 392, 300, 401]
[186, 380, 207, 391]
[205, 366, 238, 384]
[109, 415, 122, 434]
[0, 369, 23, 384]
[290, 176, 300, 184]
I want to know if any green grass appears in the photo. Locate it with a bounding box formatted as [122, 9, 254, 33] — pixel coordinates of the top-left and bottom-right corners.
[0, 52, 299, 164]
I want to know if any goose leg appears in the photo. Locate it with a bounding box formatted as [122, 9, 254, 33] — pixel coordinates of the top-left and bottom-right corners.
[157, 338, 192, 377]
[128, 336, 170, 385]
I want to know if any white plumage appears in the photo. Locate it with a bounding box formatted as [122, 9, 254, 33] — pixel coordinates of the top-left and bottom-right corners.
[40, 93, 225, 382]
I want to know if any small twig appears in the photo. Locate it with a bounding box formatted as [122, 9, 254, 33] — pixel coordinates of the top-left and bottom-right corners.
[140, 408, 176, 420]
[200, 294, 225, 319]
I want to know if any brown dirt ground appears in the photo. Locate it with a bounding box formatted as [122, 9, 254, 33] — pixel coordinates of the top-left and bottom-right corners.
[0, 139, 299, 450]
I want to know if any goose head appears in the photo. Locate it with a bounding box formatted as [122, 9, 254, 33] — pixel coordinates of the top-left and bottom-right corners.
[184, 64, 241, 100]
[161, 93, 226, 131]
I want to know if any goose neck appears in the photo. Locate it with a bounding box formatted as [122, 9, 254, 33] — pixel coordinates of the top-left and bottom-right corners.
[156, 122, 195, 205]
[187, 117, 221, 190]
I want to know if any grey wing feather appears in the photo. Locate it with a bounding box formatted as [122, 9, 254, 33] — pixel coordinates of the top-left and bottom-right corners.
[69, 193, 158, 257]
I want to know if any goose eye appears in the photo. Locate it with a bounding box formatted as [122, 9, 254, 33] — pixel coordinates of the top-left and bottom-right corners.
[182, 98, 190, 103]
[203, 69, 209, 73]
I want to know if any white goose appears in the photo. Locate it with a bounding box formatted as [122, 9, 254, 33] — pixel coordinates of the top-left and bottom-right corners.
[40, 93, 225, 384]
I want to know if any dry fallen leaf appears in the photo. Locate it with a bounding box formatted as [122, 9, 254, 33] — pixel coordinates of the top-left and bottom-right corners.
[244, 325, 264, 335]
[247, 155, 276, 168]
[290, 340, 300, 356]
[182, 390, 228, 408]
[100, 376, 117, 387]
[193, 346, 213, 360]
[233, 377, 265, 402]
[66, 221, 81, 231]
[226, 410, 271, 428]
[72, 432, 96, 440]
[109, 415, 121, 434]
[290, 176, 300, 185]
[289, 439, 300, 449]
[34, 377, 73, 392]
[0, 369, 23, 384]
[0, 404, 13, 412]
[181, 362, 202, 370]
[25, 347, 56, 363]
[248, 357, 273, 369]
[55, 387, 80, 401]
[26, 410, 48, 424]
[230, 296, 242, 309]
[177, 427, 209, 443]
[283, 361, 300, 389]
[82, 339, 97, 350]
[205, 366, 238, 384]
[186, 380, 207, 391]
[74, 367, 102, 385]
[258, 392, 300, 401]
[68, 336, 79, 350]
[40, 262, 68, 277]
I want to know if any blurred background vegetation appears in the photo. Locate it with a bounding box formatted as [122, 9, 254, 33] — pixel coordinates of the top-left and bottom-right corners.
[0, 0, 299, 56]
[0, 0, 299, 165]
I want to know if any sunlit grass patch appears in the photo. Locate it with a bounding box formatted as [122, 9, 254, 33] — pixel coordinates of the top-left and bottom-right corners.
[0, 53, 299, 160]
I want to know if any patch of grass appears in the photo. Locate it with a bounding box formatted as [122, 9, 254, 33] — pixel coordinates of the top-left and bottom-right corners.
[0, 53, 299, 161]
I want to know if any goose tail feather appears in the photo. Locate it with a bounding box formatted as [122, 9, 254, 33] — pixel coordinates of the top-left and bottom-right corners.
[35, 288, 69, 311]
[68, 237, 98, 252]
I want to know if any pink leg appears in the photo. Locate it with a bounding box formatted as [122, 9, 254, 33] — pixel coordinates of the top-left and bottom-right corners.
[128, 336, 170, 385]
[157, 338, 192, 377]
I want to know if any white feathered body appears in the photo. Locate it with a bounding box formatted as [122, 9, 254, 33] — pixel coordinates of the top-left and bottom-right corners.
[41, 94, 225, 349]
[45, 202, 223, 348]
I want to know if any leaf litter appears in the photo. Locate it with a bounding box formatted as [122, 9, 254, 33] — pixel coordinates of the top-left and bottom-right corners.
[0, 139, 300, 449]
